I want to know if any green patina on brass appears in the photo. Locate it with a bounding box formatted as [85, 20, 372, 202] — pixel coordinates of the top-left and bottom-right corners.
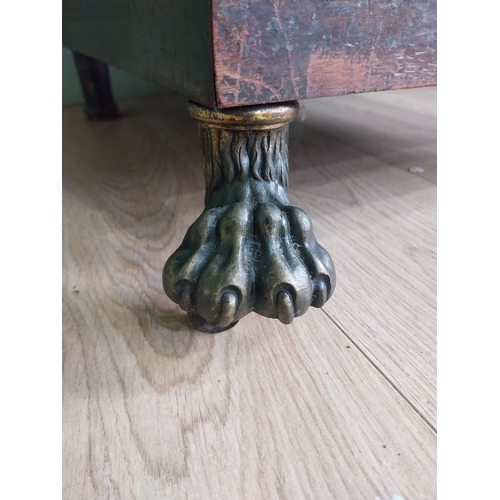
[163, 100, 336, 332]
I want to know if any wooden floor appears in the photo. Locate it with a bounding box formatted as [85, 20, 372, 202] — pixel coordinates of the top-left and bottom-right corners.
[62, 88, 436, 500]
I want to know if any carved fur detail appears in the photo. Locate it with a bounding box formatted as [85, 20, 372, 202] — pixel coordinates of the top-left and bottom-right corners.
[199, 125, 289, 199]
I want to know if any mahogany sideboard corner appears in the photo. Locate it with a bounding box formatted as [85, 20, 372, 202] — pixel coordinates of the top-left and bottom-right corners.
[63, 0, 437, 332]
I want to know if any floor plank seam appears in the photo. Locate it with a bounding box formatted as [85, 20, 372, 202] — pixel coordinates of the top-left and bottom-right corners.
[321, 308, 437, 434]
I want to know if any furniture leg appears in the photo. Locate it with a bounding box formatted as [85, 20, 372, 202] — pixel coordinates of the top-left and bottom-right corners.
[163, 101, 336, 332]
[72, 51, 119, 121]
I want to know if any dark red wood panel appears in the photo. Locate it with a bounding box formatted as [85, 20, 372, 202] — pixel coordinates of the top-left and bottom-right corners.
[212, 0, 437, 107]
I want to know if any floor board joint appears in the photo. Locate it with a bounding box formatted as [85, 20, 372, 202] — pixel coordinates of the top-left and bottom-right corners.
[321, 308, 437, 434]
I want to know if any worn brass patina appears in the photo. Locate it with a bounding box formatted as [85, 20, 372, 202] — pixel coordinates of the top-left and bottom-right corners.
[163, 100, 336, 332]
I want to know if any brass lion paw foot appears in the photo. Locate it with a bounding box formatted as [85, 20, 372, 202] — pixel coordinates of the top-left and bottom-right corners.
[163, 101, 335, 332]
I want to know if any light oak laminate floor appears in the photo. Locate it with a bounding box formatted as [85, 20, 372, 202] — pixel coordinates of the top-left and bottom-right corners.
[62, 87, 436, 500]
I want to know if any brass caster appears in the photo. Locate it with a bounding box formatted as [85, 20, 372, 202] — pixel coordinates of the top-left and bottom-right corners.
[188, 311, 239, 334]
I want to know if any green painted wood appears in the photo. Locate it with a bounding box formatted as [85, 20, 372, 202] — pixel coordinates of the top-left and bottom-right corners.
[62, 0, 216, 107]
[62, 48, 169, 107]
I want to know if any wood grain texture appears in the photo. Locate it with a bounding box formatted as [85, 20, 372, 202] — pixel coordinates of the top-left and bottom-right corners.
[287, 88, 436, 427]
[212, 0, 437, 107]
[300, 87, 437, 184]
[63, 0, 216, 106]
[63, 91, 436, 499]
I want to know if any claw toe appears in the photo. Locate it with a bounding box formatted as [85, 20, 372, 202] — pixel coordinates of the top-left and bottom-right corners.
[175, 281, 194, 312]
[312, 276, 329, 308]
[276, 290, 295, 325]
[217, 291, 239, 327]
